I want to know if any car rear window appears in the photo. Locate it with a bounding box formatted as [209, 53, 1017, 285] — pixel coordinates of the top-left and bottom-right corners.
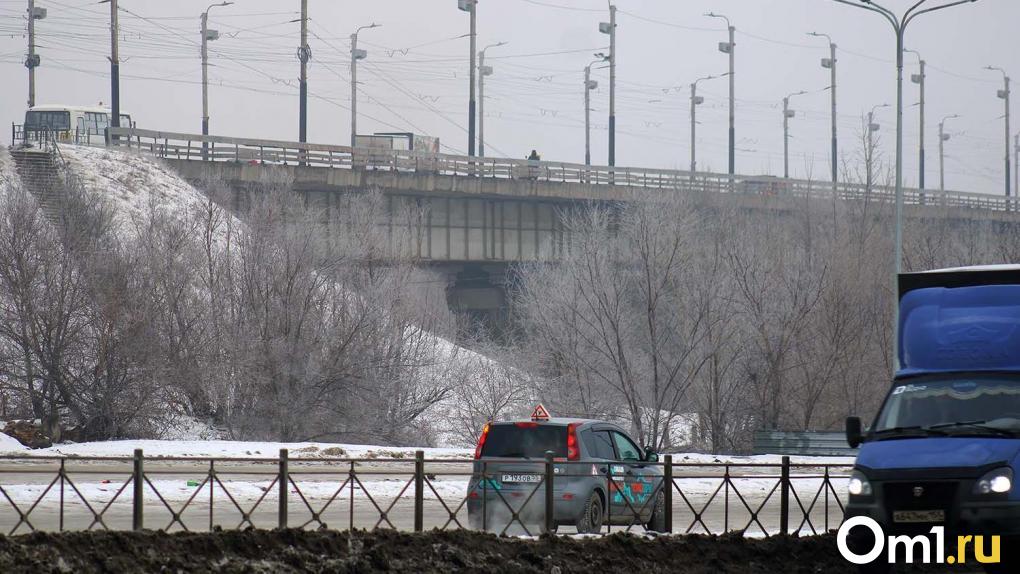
[481, 424, 567, 458]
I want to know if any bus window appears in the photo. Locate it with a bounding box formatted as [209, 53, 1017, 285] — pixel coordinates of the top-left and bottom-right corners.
[24, 110, 70, 131]
[119, 114, 132, 127]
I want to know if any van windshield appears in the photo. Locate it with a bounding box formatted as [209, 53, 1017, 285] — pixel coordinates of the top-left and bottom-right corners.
[874, 376, 1020, 435]
[481, 424, 567, 458]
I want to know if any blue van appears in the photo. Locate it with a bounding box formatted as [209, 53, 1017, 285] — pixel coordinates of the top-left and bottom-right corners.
[844, 266, 1020, 574]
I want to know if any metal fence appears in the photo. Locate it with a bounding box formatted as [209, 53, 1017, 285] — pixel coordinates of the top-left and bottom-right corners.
[88, 126, 1018, 214]
[0, 450, 852, 537]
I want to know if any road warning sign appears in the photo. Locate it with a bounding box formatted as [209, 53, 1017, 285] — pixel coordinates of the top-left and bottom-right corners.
[530, 404, 551, 421]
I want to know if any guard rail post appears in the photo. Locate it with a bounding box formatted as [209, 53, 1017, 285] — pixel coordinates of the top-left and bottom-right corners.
[278, 448, 289, 529]
[414, 450, 425, 532]
[544, 450, 555, 534]
[779, 455, 790, 535]
[132, 449, 144, 530]
[663, 454, 673, 533]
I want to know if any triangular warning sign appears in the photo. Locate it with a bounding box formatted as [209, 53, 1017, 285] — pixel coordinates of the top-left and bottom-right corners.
[531, 404, 551, 421]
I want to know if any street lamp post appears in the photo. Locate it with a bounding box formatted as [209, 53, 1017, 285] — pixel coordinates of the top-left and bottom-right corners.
[689, 74, 725, 179]
[906, 49, 926, 199]
[459, 0, 477, 156]
[201, 1, 232, 153]
[783, 90, 808, 179]
[706, 12, 735, 176]
[809, 32, 838, 186]
[350, 23, 380, 148]
[599, 5, 617, 167]
[938, 114, 959, 191]
[830, 0, 980, 371]
[585, 55, 606, 166]
[985, 66, 1011, 198]
[867, 103, 889, 194]
[478, 41, 506, 157]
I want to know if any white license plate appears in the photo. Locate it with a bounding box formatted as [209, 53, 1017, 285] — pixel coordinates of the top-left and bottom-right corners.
[893, 510, 945, 523]
[501, 474, 541, 483]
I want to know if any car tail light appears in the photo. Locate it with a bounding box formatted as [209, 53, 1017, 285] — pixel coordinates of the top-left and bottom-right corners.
[474, 423, 490, 459]
[567, 423, 579, 460]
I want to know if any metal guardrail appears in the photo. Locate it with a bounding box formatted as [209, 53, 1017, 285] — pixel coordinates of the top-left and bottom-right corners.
[98, 126, 1017, 213]
[0, 450, 851, 537]
[752, 431, 859, 457]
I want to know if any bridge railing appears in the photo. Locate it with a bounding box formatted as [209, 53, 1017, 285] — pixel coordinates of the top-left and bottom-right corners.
[105, 127, 1013, 213]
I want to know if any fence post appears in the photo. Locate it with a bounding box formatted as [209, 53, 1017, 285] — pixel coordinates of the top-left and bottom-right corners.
[780, 455, 790, 535]
[663, 454, 673, 533]
[278, 448, 289, 529]
[544, 450, 555, 535]
[133, 449, 144, 531]
[414, 450, 424, 532]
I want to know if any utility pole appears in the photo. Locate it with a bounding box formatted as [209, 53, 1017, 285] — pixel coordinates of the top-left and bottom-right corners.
[459, 0, 477, 156]
[985, 67, 1011, 198]
[585, 55, 606, 166]
[26, 0, 45, 108]
[707, 12, 735, 176]
[810, 33, 838, 186]
[866, 104, 888, 194]
[689, 74, 723, 178]
[202, 2, 232, 150]
[350, 23, 379, 148]
[906, 50, 925, 198]
[938, 114, 958, 192]
[783, 91, 807, 179]
[478, 41, 505, 157]
[298, 0, 309, 143]
[1015, 132, 1019, 200]
[599, 5, 616, 166]
[108, 0, 121, 132]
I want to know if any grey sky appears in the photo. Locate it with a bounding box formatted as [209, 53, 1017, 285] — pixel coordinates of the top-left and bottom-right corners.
[1, 0, 1017, 195]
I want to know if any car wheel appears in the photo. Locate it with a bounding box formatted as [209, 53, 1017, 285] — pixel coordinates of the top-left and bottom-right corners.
[646, 490, 667, 533]
[576, 491, 604, 534]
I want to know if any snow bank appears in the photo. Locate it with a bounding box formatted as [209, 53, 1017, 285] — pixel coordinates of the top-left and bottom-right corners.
[0, 146, 19, 189]
[0, 432, 29, 454]
[19, 439, 471, 460]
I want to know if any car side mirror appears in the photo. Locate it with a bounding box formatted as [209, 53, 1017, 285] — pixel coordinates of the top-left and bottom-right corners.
[846, 416, 863, 448]
[643, 448, 659, 463]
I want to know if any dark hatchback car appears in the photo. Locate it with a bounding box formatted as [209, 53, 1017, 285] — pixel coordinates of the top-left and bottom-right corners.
[466, 416, 666, 534]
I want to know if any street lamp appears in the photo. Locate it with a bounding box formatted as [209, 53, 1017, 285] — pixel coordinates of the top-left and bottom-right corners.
[478, 41, 506, 157]
[690, 73, 727, 179]
[459, 0, 478, 156]
[783, 90, 808, 179]
[985, 65, 1011, 198]
[938, 114, 959, 192]
[350, 22, 380, 148]
[202, 1, 232, 144]
[585, 54, 608, 166]
[867, 103, 890, 194]
[706, 12, 735, 176]
[905, 49, 926, 198]
[808, 32, 838, 186]
[829, 0, 981, 372]
[599, 5, 617, 167]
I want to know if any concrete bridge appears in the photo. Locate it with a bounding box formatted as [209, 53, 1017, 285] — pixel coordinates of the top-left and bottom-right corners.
[24, 127, 1020, 331]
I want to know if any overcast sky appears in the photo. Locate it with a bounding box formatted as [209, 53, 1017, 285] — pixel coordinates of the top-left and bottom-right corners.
[1, 0, 1017, 195]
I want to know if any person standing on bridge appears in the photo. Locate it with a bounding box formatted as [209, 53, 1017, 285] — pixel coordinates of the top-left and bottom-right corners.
[528, 149, 540, 161]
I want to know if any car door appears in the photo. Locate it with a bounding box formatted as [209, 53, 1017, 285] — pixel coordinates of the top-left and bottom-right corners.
[608, 429, 656, 523]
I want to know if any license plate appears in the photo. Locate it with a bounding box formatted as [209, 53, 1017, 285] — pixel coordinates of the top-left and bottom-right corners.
[501, 474, 541, 483]
[893, 510, 945, 523]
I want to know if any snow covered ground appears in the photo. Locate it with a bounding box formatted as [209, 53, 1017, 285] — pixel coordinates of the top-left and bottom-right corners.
[0, 146, 18, 189]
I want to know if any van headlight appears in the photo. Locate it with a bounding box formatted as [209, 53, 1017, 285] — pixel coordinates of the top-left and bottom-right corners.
[974, 467, 1013, 495]
[848, 470, 872, 497]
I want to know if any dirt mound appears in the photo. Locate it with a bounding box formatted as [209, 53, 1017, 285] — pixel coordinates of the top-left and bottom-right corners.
[0, 529, 963, 573]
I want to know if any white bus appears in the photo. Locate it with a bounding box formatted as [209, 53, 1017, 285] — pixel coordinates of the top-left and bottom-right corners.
[20, 104, 135, 145]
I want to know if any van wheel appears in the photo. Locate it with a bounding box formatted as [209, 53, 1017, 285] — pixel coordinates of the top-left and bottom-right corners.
[576, 491, 603, 534]
[646, 491, 667, 532]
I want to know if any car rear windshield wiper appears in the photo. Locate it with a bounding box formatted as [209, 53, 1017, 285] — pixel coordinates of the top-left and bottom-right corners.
[928, 420, 1018, 437]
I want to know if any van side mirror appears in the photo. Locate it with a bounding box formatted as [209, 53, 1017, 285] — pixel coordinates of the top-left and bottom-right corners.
[846, 416, 863, 448]
[643, 448, 659, 463]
